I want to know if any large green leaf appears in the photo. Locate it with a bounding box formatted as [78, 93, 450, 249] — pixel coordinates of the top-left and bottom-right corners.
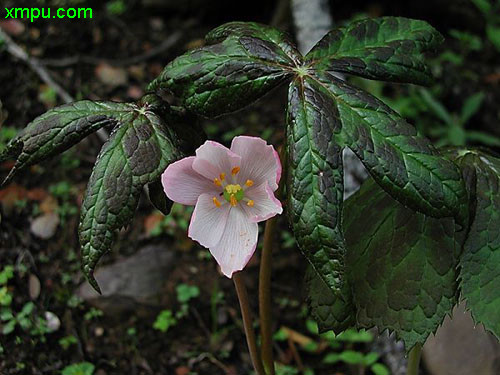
[0, 101, 133, 185]
[344, 179, 459, 350]
[304, 265, 355, 333]
[307, 71, 467, 224]
[306, 17, 443, 85]
[148, 22, 301, 117]
[286, 76, 345, 294]
[454, 150, 500, 338]
[79, 95, 184, 292]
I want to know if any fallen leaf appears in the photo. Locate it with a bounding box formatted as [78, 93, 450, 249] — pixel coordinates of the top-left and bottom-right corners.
[127, 85, 144, 100]
[39, 196, 58, 214]
[0, 20, 25, 36]
[0, 184, 28, 213]
[175, 366, 190, 375]
[185, 38, 205, 50]
[144, 212, 163, 235]
[28, 274, 41, 300]
[95, 63, 128, 87]
[26, 188, 48, 201]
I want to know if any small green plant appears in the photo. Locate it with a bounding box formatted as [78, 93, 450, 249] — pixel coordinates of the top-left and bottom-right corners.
[59, 335, 78, 350]
[61, 362, 95, 375]
[418, 89, 500, 147]
[153, 284, 200, 332]
[0, 126, 16, 154]
[106, 0, 127, 15]
[1, 302, 34, 335]
[0, 265, 14, 307]
[153, 310, 177, 333]
[471, 0, 500, 51]
[83, 307, 103, 321]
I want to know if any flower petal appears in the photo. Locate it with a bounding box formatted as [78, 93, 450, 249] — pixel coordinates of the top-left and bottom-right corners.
[192, 140, 242, 180]
[230, 136, 281, 190]
[162, 157, 217, 205]
[188, 193, 231, 247]
[244, 182, 283, 222]
[209, 207, 258, 278]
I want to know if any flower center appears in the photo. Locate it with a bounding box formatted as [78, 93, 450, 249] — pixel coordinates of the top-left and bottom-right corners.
[212, 167, 255, 208]
[223, 184, 244, 206]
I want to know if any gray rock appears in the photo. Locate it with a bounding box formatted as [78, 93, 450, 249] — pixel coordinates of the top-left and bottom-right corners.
[30, 212, 59, 239]
[423, 302, 500, 375]
[76, 244, 175, 314]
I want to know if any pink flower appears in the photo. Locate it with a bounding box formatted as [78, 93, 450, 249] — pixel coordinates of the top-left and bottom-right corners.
[162, 136, 282, 277]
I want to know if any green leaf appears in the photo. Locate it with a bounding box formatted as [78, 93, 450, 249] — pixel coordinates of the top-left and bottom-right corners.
[61, 362, 95, 375]
[286, 76, 346, 295]
[455, 150, 500, 338]
[419, 88, 453, 125]
[304, 265, 355, 333]
[460, 92, 484, 125]
[310, 71, 467, 224]
[147, 178, 173, 215]
[79, 95, 183, 293]
[471, 0, 492, 14]
[371, 363, 390, 375]
[0, 101, 133, 185]
[466, 130, 500, 147]
[2, 319, 16, 335]
[306, 17, 443, 85]
[344, 179, 459, 350]
[339, 350, 364, 365]
[148, 22, 300, 117]
[176, 284, 200, 303]
[486, 25, 500, 52]
[153, 310, 177, 333]
[363, 352, 380, 366]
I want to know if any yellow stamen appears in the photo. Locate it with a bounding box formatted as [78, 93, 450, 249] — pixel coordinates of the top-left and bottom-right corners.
[225, 184, 242, 194]
[213, 197, 221, 207]
[214, 178, 222, 186]
[247, 200, 254, 207]
[245, 179, 254, 187]
[220, 173, 226, 181]
[231, 166, 240, 175]
[230, 194, 238, 206]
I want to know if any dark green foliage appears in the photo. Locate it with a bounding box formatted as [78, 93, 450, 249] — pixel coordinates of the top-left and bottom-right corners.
[286, 77, 345, 294]
[0, 101, 133, 185]
[453, 150, 500, 339]
[307, 179, 459, 350]
[149, 18, 467, 297]
[4, 17, 478, 314]
[307, 149, 500, 350]
[306, 17, 444, 85]
[79, 95, 184, 292]
[312, 71, 468, 224]
[147, 178, 173, 216]
[304, 265, 355, 333]
[148, 22, 301, 117]
[345, 179, 459, 350]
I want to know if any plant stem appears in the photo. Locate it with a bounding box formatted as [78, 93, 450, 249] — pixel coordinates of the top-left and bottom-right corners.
[259, 216, 277, 375]
[233, 272, 266, 375]
[407, 344, 422, 375]
[258, 145, 285, 375]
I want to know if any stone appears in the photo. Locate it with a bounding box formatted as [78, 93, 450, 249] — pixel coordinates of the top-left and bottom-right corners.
[30, 212, 60, 239]
[76, 244, 175, 314]
[423, 302, 500, 375]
